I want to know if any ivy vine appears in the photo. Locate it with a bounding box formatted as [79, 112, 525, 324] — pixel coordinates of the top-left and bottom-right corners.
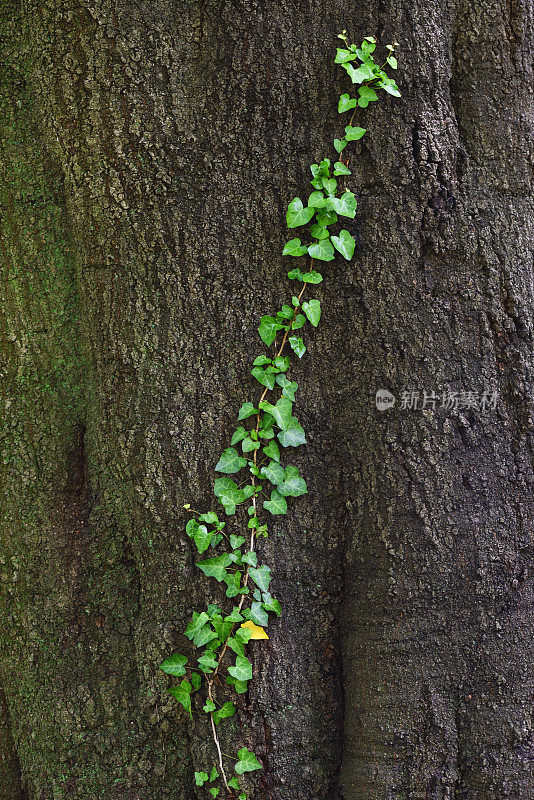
[160, 32, 401, 799]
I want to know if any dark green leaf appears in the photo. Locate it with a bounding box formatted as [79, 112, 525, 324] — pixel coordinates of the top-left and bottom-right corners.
[277, 417, 307, 448]
[262, 440, 280, 462]
[238, 402, 257, 420]
[251, 367, 276, 390]
[260, 460, 285, 485]
[213, 701, 236, 725]
[215, 447, 247, 474]
[196, 554, 232, 582]
[168, 680, 192, 714]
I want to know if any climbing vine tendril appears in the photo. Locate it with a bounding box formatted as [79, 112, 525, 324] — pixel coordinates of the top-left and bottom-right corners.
[160, 32, 401, 799]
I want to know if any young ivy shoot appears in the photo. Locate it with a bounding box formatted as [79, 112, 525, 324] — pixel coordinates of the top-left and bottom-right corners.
[160, 32, 401, 799]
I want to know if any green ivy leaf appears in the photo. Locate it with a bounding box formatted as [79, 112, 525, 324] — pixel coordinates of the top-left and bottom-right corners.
[344, 125, 366, 141]
[235, 748, 262, 775]
[273, 355, 290, 371]
[185, 611, 210, 641]
[210, 767, 218, 782]
[387, 55, 398, 69]
[358, 85, 378, 107]
[253, 354, 271, 366]
[230, 535, 245, 550]
[224, 572, 242, 598]
[195, 771, 209, 786]
[199, 512, 219, 525]
[282, 237, 308, 256]
[238, 402, 257, 420]
[191, 672, 202, 690]
[209, 789, 220, 798]
[196, 554, 232, 582]
[249, 565, 271, 593]
[260, 460, 285, 485]
[288, 336, 306, 358]
[301, 270, 323, 283]
[168, 680, 192, 714]
[214, 477, 246, 515]
[310, 224, 330, 240]
[278, 465, 308, 497]
[193, 624, 218, 648]
[287, 268, 303, 280]
[262, 593, 282, 616]
[263, 489, 288, 515]
[333, 162, 351, 176]
[215, 447, 247, 474]
[334, 48, 358, 64]
[228, 777, 240, 791]
[228, 654, 253, 682]
[302, 299, 321, 327]
[262, 440, 280, 462]
[242, 437, 260, 453]
[331, 229, 356, 260]
[338, 93, 358, 113]
[192, 524, 212, 554]
[225, 607, 244, 623]
[198, 652, 218, 673]
[291, 314, 306, 330]
[316, 208, 338, 226]
[308, 239, 335, 262]
[334, 138, 347, 153]
[286, 197, 315, 228]
[327, 191, 357, 218]
[160, 653, 188, 677]
[260, 397, 293, 430]
[379, 79, 401, 97]
[242, 551, 257, 566]
[259, 315, 285, 346]
[213, 701, 236, 725]
[251, 367, 276, 390]
[322, 178, 337, 196]
[308, 190, 326, 208]
[277, 417, 307, 448]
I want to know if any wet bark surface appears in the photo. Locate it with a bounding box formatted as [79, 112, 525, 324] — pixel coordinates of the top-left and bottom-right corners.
[0, 0, 532, 799]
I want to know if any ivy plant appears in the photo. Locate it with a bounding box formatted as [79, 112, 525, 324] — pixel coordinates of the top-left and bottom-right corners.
[160, 31, 401, 799]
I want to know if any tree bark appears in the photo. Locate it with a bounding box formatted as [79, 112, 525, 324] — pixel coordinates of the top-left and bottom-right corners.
[0, 1, 531, 799]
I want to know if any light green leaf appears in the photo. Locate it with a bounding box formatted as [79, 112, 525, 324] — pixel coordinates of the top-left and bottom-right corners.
[308, 191, 326, 208]
[209, 767, 218, 782]
[308, 239, 335, 262]
[302, 299, 321, 327]
[235, 748, 262, 775]
[334, 138, 347, 153]
[209, 789, 220, 798]
[263, 489, 288, 516]
[230, 535, 245, 550]
[338, 93, 358, 113]
[310, 224, 330, 240]
[196, 554, 232, 582]
[228, 777, 240, 791]
[251, 367, 276, 390]
[262, 440, 280, 462]
[225, 607, 244, 623]
[214, 477, 246, 515]
[224, 572, 241, 598]
[253, 354, 271, 366]
[168, 680, 192, 714]
[231, 427, 247, 446]
[215, 447, 247, 474]
[331, 229, 356, 260]
[192, 524, 212, 554]
[248, 600, 269, 626]
[195, 772, 209, 786]
[260, 460, 285, 485]
[260, 397, 293, 430]
[287, 268, 303, 280]
[238, 402, 257, 420]
[282, 237, 308, 257]
[322, 178, 337, 196]
[259, 315, 285, 346]
[242, 550, 257, 566]
[160, 653, 188, 677]
[193, 624, 218, 648]
[242, 437, 260, 453]
[327, 191, 357, 218]
[333, 162, 351, 176]
[277, 417, 307, 448]
[199, 512, 219, 525]
[249, 565, 271, 593]
[273, 355, 290, 371]
[198, 653, 218, 673]
[291, 314, 306, 330]
[387, 55, 398, 69]
[379, 79, 401, 97]
[286, 197, 315, 228]
[228, 654, 253, 682]
[262, 593, 282, 616]
[344, 125, 366, 141]
[301, 270, 324, 283]
[334, 48, 358, 64]
[289, 336, 306, 358]
[358, 85, 378, 107]
[185, 611, 210, 641]
[278, 465, 308, 497]
[213, 701, 236, 725]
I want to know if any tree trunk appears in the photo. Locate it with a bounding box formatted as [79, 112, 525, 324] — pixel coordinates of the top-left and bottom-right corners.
[0, 1, 531, 799]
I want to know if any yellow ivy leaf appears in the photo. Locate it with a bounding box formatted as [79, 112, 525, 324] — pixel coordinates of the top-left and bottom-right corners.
[240, 620, 269, 640]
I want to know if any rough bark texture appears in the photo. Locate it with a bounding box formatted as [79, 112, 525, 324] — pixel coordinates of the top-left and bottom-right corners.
[0, 1, 532, 800]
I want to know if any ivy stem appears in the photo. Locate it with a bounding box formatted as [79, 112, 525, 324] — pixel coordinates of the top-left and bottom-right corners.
[205, 279, 308, 795]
